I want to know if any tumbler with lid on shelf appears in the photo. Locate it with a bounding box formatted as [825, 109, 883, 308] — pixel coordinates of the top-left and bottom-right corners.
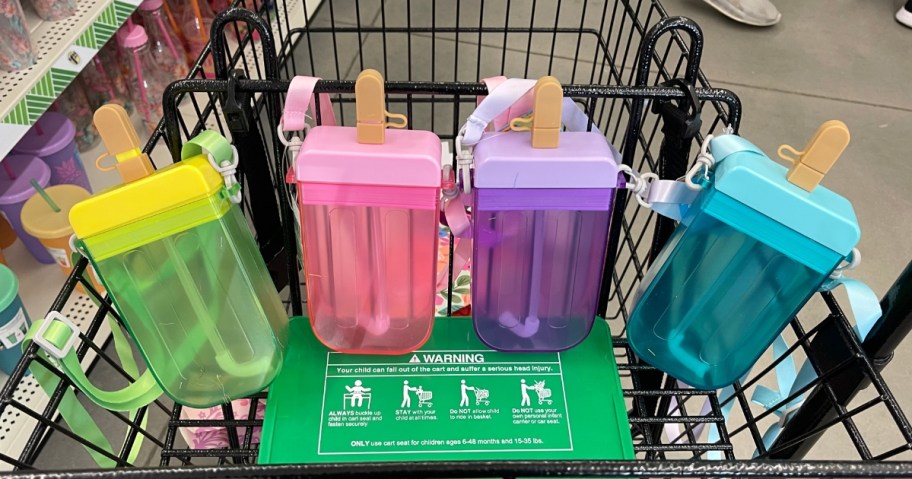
[464, 76, 621, 352]
[292, 70, 442, 354]
[0, 0, 36, 72]
[0, 154, 54, 264]
[80, 53, 134, 117]
[13, 112, 92, 192]
[118, 24, 170, 134]
[175, 0, 215, 78]
[26, 0, 76, 21]
[137, 0, 189, 79]
[68, 104, 288, 407]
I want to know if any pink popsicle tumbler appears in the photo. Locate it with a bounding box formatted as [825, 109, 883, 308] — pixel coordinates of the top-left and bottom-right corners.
[0, 155, 54, 263]
[292, 70, 442, 355]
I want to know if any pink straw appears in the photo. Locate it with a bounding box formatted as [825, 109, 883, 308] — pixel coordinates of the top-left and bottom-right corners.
[2, 163, 15, 180]
[33, 120, 44, 136]
[93, 57, 117, 100]
[155, 16, 181, 62]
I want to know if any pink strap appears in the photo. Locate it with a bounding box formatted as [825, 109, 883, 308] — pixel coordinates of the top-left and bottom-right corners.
[436, 190, 473, 292]
[478, 76, 534, 133]
[436, 238, 473, 293]
[282, 76, 337, 131]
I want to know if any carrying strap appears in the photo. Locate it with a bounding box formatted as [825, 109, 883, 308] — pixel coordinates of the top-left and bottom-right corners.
[461, 78, 597, 146]
[25, 307, 159, 467]
[281, 76, 337, 132]
[638, 134, 883, 458]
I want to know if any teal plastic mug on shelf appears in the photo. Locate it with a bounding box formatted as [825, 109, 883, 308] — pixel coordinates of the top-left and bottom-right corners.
[627, 122, 880, 390]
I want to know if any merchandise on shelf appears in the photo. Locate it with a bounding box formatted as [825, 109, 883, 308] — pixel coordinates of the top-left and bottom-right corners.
[0, 0, 36, 72]
[461, 77, 620, 352]
[171, 0, 215, 77]
[12, 111, 92, 192]
[68, 111, 288, 407]
[26, 0, 76, 21]
[0, 264, 29, 375]
[137, 0, 189, 79]
[0, 154, 54, 263]
[0, 215, 15, 249]
[117, 25, 169, 134]
[290, 70, 442, 355]
[20, 184, 102, 294]
[81, 50, 134, 117]
[627, 123, 876, 390]
[51, 82, 100, 151]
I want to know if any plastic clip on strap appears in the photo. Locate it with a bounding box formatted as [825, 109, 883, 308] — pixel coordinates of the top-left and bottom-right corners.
[456, 77, 601, 194]
[181, 130, 242, 204]
[25, 311, 161, 467]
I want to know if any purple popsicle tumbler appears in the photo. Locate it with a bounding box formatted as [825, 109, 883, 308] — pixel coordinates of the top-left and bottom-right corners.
[457, 76, 622, 352]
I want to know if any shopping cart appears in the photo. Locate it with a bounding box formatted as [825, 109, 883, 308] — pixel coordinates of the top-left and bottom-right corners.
[418, 390, 433, 409]
[1, 0, 911, 477]
[533, 381, 552, 406]
[474, 388, 490, 406]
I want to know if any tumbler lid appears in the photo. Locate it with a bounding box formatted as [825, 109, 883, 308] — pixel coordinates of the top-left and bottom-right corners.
[473, 132, 620, 189]
[12, 112, 76, 157]
[0, 264, 18, 313]
[138, 0, 163, 11]
[118, 25, 149, 49]
[70, 156, 223, 239]
[0, 155, 51, 205]
[22, 185, 90, 238]
[711, 135, 860, 256]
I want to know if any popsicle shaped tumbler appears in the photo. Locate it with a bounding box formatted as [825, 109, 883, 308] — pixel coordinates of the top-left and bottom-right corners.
[292, 69, 442, 354]
[68, 105, 288, 407]
[469, 77, 621, 351]
[627, 122, 866, 389]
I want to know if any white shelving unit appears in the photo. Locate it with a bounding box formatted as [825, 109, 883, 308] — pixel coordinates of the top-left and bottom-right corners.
[0, 0, 141, 160]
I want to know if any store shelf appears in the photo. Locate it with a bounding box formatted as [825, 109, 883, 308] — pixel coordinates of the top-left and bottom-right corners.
[0, 0, 141, 160]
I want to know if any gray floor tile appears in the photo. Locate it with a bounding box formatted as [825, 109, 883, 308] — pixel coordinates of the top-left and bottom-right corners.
[663, 0, 912, 110]
[304, 0, 381, 28]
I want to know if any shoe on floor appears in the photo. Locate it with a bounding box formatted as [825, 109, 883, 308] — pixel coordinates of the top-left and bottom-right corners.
[702, 0, 782, 27]
[897, 5, 912, 29]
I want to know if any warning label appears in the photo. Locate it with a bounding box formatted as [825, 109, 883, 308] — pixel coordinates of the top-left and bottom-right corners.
[318, 350, 572, 454]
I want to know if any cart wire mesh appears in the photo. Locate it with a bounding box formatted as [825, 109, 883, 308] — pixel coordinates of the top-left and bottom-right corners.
[1, 0, 911, 476]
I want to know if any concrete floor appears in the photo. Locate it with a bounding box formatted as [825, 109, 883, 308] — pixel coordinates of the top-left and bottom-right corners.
[664, 0, 912, 460]
[22, 0, 912, 470]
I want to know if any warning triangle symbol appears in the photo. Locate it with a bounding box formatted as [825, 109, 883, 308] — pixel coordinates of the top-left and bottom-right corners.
[409, 354, 421, 363]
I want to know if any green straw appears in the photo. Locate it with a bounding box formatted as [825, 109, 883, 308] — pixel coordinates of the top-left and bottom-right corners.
[30, 179, 60, 213]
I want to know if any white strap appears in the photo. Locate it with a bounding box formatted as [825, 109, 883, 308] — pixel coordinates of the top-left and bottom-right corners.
[463, 79, 599, 145]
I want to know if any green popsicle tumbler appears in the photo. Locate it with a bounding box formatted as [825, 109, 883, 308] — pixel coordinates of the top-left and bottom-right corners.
[68, 129, 288, 407]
